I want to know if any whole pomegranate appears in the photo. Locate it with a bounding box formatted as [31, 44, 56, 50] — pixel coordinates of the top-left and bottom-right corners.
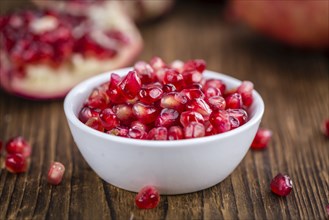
[229, 0, 329, 49]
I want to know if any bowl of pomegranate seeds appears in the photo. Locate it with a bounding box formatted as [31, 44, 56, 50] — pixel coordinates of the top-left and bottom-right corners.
[64, 57, 264, 194]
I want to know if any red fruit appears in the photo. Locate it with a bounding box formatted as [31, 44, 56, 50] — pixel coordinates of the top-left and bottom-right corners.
[162, 84, 176, 93]
[250, 128, 272, 150]
[118, 71, 142, 99]
[163, 69, 184, 91]
[209, 110, 231, 133]
[170, 60, 184, 73]
[135, 186, 160, 209]
[78, 106, 100, 123]
[85, 88, 109, 110]
[107, 126, 129, 137]
[132, 102, 159, 124]
[207, 96, 226, 110]
[5, 153, 28, 173]
[148, 127, 168, 140]
[128, 127, 147, 139]
[112, 104, 134, 123]
[99, 108, 119, 130]
[203, 79, 226, 95]
[160, 92, 187, 112]
[180, 111, 204, 128]
[322, 119, 329, 137]
[225, 93, 243, 109]
[226, 109, 248, 129]
[138, 86, 163, 105]
[237, 81, 254, 107]
[85, 117, 104, 132]
[184, 122, 205, 139]
[204, 86, 221, 98]
[47, 161, 65, 185]
[182, 70, 203, 85]
[186, 99, 212, 117]
[6, 136, 31, 158]
[134, 61, 155, 84]
[270, 173, 293, 196]
[168, 126, 184, 140]
[183, 59, 206, 73]
[155, 108, 179, 127]
[204, 121, 216, 136]
[150, 56, 166, 71]
[180, 88, 205, 100]
[229, 0, 329, 49]
[131, 121, 149, 132]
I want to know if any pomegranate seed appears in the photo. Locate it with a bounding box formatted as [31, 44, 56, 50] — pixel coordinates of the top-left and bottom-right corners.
[204, 121, 216, 136]
[160, 92, 187, 112]
[128, 127, 147, 139]
[270, 173, 293, 196]
[162, 84, 176, 93]
[134, 61, 155, 84]
[138, 86, 163, 105]
[180, 111, 204, 127]
[5, 136, 31, 158]
[170, 60, 184, 73]
[132, 102, 159, 124]
[107, 126, 129, 137]
[112, 104, 134, 123]
[107, 74, 127, 104]
[150, 56, 166, 70]
[135, 185, 160, 209]
[204, 79, 226, 95]
[78, 106, 100, 123]
[227, 109, 248, 129]
[131, 121, 149, 132]
[148, 127, 168, 140]
[86, 88, 109, 110]
[225, 93, 243, 109]
[180, 88, 205, 100]
[321, 119, 329, 137]
[47, 162, 65, 185]
[99, 108, 119, 130]
[5, 153, 27, 173]
[85, 117, 104, 132]
[155, 108, 179, 127]
[118, 71, 142, 99]
[209, 110, 231, 133]
[204, 87, 221, 98]
[168, 126, 184, 140]
[207, 96, 226, 110]
[237, 81, 254, 107]
[163, 69, 185, 91]
[184, 122, 205, 139]
[182, 70, 203, 85]
[186, 99, 212, 117]
[250, 128, 272, 150]
[183, 59, 206, 73]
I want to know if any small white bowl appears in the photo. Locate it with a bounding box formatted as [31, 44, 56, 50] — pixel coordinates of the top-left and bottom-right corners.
[64, 68, 264, 195]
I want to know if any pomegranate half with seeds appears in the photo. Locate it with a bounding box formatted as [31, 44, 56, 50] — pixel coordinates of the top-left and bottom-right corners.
[0, 2, 142, 99]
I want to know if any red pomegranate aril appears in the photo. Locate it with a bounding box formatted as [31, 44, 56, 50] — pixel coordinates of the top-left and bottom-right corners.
[180, 111, 204, 127]
[204, 79, 226, 95]
[186, 99, 212, 117]
[209, 110, 231, 133]
[225, 93, 243, 109]
[155, 108, 179, 127]
[78, 106, 100, 123]
[204, 87, 221, 98]
[47, 162, 65, 185]
[163, 69, 185, 90]
[183, 59, 206, 73]
[138, 86, 163, 104]
[182, 70, 203, 85]
[5, 136, 31, 158]
[85, 117, 104, 132]
[150, 56, 166, 70]
[134, 61, 155, 84]
[168, 126, 184, 140]
[160, 92, 187, 112]
[112, 104, 134, 122]
[99, 108, 119, 130]
[135, 185, 160, 209]
[207, 96, 226, 110]
[131, 121, 149, 132]
[170, 60, 184, 73]
[250, 128, 272, 150]
[107, 126, 129, 137]
[162, 84, 176, 93]
[237, 81, 254, 107]
[184, 122, 205, 139]
[180, 88, 205, 100]
[227, 109, 248, 127]
[148, 127, 168, 140]
[128, 127, 147, 139]
[321, 119, 329, 137]
[5, 153, 27, 173]
[186, 83, 203, 90]
[86, 88, 109, 110]
[204, 121, 216, 136]
[270, 173, 293, 196]
[132, 102, 159, 124]
[118, 71, 142, 99]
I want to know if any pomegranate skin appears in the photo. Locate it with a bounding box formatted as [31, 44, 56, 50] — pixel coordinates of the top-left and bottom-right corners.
[229, 0, 329, 49]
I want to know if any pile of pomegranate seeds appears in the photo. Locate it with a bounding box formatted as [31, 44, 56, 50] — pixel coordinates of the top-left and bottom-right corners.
[47, 162, 65, 185]
[270, 173, 293, 196]
[79, 57, 254, 140]
[250, 128, 272, 150]
[135, 185, 160, 209]
[3, 136, 31, 173]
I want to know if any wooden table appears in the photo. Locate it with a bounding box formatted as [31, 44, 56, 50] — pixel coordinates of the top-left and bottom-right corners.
[1, 1, 328, 219]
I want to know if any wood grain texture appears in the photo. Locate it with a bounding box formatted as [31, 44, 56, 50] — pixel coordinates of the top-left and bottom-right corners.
[0, 1, 328, 219]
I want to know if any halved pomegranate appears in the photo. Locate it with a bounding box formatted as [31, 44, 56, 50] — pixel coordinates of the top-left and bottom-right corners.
[0, 2, 142, 100]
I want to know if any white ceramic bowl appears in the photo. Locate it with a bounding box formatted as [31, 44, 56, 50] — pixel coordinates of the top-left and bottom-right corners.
[64, 68, 264, 195]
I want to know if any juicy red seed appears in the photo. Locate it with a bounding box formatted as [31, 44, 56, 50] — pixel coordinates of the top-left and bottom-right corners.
[134, 61, 155, 84]
[207, 96, 226, 110]
[47, 162, 65, 185]
[170, 60, 184, 73]
[135, 185, 160, 209]
[182, 70, 203, 85]
[78, 106, 100, 123]
[5, 153, 27, 173]
[270, 173, 293, 196]
[132, 102, 159, 124]
[112, 104, 134, 122]
[168, 126, 184, 140]
[209, 110, 231, 133]
[99, 108, 119, 130]
[150, 56, 166, 70]
[128, 127, 147, 139]
[160, 92, 188, 112]
[225, 93, 243, 109]
[162, 84, 176, 93]
[186, 99, 212, 117]
[108, 73, 121, 90]
[204, 121, 216, 136]
[322, 119, 329, 137]
[204, 87, 221, 98]
[85, 117, 104, 132]
[155, 108, 179, 127]
[131, 121, 149, 132]
[148, 127, 168, 140]
[204, 79, 226, 95]
[163, 69, 184, 90]
[237, 81, 254, 107]
[86, 88, 109, 109]
[250, 128, 272, 150]
[227, 109, 248, 127]
[180, 89, 204, 100]
[183, 59, 206, 73]
[180, 111, 204, 127]
[5, 136, 31, 158]
[107, 87, 127, 104]
[138, 86, 163, 104]
[107, 126, 129, 137]
[184, 122, 205, 139]
[118, 71, 142, 99]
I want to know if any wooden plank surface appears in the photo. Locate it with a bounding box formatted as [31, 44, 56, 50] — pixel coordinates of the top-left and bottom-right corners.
[0, 1, 328, 219]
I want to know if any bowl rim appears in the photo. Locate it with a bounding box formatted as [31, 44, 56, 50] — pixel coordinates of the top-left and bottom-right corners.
[64, 67, 264, 148]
